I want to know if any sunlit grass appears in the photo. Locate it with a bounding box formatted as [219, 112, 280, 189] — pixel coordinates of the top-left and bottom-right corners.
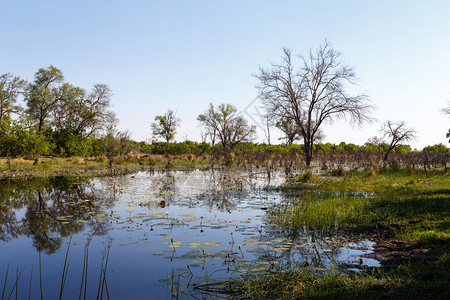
[233, 268, 400, 299]
[239, 170, 450, 299]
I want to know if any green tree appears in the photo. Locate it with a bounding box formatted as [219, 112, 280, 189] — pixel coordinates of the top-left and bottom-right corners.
[101, 126, 122, 167]
[50, 83, 117, 155]
[275, 116, 300, 146]
[0, 119, 52, 164]
[197, 103, 256, 150]
[0, 73, 26, 122]
[151, 109, 180, 142]
[24, 65, 65, 132]
[52, 83, 117, 137]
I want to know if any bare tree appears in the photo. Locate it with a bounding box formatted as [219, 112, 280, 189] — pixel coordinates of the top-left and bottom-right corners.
[197, 103, 256, 149]
[263, 114, 272, 145]
[381, 120, 416, 161]
[255, 41, 374, 167]
[151, 109, 181, 142]
[0, 73, 26, 122]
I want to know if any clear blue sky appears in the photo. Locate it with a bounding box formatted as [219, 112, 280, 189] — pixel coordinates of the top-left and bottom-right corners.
[2, 0, 449, 149]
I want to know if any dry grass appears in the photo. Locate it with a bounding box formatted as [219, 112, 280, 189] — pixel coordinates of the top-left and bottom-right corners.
[71, 156, 85, 164]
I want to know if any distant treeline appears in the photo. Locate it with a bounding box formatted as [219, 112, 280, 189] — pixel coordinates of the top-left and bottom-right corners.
[1, 66, 449, 166]
[1, 132, 449, 159]
[134, 140, 448, 156]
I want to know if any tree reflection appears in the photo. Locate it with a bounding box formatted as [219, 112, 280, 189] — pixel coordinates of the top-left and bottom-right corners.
[1, 176, 116, 254]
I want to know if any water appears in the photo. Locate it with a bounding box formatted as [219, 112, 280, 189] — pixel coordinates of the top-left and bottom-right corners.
[0, 169, 379, 299]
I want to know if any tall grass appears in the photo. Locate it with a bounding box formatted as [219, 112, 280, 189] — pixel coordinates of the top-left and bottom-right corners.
[272, 170, 449, 238]
[242, 170, 450, 299]
[269, 194, 377, 231]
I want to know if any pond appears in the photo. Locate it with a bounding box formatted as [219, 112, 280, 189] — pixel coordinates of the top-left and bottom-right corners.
[0, 169, 379, 299]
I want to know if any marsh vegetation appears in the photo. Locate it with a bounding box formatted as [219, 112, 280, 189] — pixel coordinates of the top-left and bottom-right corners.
[0, 166, 448, 299]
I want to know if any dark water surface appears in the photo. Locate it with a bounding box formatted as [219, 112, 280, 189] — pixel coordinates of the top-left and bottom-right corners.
[0, 169, 379, 299]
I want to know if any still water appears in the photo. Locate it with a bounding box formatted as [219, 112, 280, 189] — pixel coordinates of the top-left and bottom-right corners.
[0, 169, 379, 299]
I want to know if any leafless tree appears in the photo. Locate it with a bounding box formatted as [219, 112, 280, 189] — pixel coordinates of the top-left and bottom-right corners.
[263, 114, 272, 145]
[255, 41, 374, 167]
[381, 120, 416, 162]
[197, 103, 256, 149]
[151, 109, 181, 142]
[0, 73, 26, 122]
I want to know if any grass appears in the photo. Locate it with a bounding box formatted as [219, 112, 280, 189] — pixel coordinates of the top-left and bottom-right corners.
[232, 169, 450, 299]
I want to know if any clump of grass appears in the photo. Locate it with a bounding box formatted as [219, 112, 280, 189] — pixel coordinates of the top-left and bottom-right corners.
[269, 194, 376, 231]
[114, 155, 124, 165]
[330, 166, 345, 176]
[232, 268, 399, 299]
[292, 169, 320, 183]
[71, 156, 85, 164]
[404, 230, 450, 244]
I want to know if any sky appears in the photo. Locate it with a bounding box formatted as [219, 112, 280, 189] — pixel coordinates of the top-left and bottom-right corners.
[2, 0, 449, 149]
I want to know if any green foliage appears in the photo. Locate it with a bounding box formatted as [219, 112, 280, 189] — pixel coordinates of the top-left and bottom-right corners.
[0, 73, 26, 122]
[48, 130, 101, 157]
[0, 120, 53, 159]
[197, 103, 256, 149]
[24, 65, 65, 132]
[423, 143, 449, 154]
[151, 109, 180, 142]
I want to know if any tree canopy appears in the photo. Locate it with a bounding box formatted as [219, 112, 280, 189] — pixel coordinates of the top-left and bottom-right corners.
[255, 41, 374, 166]
[151, 109, 180, 142]
[197, 103, 256, 150]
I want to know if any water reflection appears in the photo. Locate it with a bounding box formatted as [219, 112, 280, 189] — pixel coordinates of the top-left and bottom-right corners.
[0, 169, 379, 299]
[0, 176, 115, 253]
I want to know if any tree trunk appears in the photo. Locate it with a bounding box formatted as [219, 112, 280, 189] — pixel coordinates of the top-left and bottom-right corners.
[383, 148, 393, 162]
[304, 138, 312, 167]
[33, 154, 40, 165]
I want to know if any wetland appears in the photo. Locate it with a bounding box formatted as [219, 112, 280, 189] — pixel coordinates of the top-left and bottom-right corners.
[0, 168, 448, 299]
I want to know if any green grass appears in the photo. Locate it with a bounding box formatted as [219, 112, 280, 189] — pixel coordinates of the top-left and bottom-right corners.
[274, 170, 450, 238]
[232, 258, 450, 299]
[233, 170, 450, 299]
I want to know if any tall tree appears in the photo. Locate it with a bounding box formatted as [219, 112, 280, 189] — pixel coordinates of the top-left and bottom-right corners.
[255, 41, 374, 167]
[24, 65, 65, 132]
[380, 120, 416, 161]
[151, 109, 180, 142]
[197, 103, 256, 149]
[0, 73, 26, 122]
[52, 83, 117, 137]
